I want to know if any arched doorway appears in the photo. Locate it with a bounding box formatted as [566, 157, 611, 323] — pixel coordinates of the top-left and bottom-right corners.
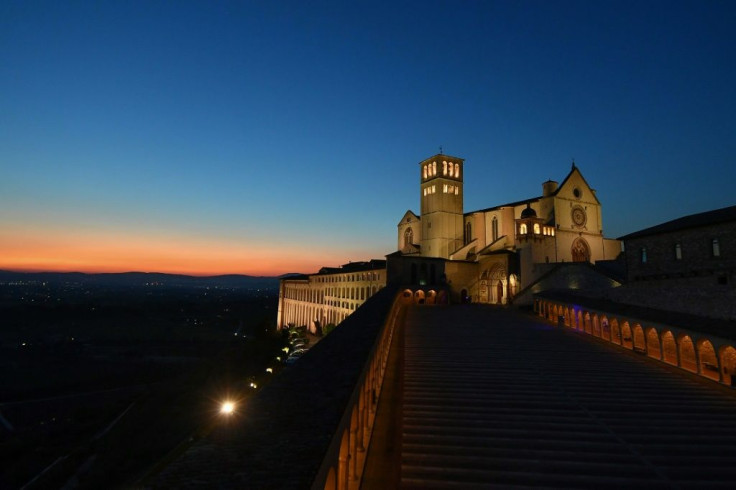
[679, 335, 697, 373]
[571, 237, 590, 262]
[697, 340, 719, 381]
[720, 346, 736, 386]
[481, 264, 507, 304]
[662, 331, 677, 365]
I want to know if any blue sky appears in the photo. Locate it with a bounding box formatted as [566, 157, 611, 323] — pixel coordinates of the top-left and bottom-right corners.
[1, 1, 735, 275]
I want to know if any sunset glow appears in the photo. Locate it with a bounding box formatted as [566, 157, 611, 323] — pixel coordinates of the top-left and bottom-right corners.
[0, 226, 347, 276]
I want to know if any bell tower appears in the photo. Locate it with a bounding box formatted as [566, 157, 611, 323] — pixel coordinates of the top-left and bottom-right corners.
[419, 154, 464, 258]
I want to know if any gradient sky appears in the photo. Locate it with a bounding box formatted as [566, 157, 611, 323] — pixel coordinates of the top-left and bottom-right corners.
[2, 1, 735, 276]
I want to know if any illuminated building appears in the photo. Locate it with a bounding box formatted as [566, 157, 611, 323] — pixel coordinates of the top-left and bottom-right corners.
[395, 154, 621, 304]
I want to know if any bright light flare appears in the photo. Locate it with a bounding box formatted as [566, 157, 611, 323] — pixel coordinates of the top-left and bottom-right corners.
[220, 401, 236, 415]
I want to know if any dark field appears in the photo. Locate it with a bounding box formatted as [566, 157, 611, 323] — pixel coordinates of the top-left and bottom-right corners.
[0, 280, 284, 489]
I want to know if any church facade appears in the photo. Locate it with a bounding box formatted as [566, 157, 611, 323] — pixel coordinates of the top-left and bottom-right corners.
[394, 154, 621, 304]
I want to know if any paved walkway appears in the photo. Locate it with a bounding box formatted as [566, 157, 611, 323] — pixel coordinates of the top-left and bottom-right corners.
[391, 305, 736, 489]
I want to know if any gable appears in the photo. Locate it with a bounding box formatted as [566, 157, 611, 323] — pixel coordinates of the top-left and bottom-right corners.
[555, 165, 600, 205]
[398, 209, 420, 227]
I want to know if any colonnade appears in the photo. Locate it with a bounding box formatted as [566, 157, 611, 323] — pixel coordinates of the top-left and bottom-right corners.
[535, 298, 736, 386]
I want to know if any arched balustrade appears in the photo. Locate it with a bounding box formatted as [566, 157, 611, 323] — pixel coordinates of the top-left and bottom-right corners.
[534, 298, 736, 389]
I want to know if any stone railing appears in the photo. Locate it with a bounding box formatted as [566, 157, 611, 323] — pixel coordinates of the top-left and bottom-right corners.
[535, 294, 736, 387]
[311, 291, 405, 490]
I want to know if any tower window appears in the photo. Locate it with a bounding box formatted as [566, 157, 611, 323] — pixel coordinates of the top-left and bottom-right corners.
[455, 186, 459, 195]
[492, 217, 498, 241]
[641, 247, 647, 263]
[423, 166, 427, 179]
[455, 163, 460, 178]
[533, 223, 540, 234]
[432, 161, 437, 175]
[675, 243, 682, 260]
[449, 162, 454, 177]
[520, 223, 527, 234]
[443, 161, 447, 175]
[712, 238, 720, 257]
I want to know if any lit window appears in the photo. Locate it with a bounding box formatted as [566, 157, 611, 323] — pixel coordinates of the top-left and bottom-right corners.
[423, 166, 427, 179]
[675, 243, 682, 260]
[455, 163, 460, 178]
[443, 184, 448, 193]
[641, 247, 647, 263]
[432, 161, 436, 175]
[448, 162, 454, 177]
[454, 186, 458, 195]
[534, 223, 540, 234]
[520, 223, 527, 234]
[712, 238, 720, 257]
[423, 188, 427, 196]
[432, 185, 436, 193]
[443, 161, 447, 175]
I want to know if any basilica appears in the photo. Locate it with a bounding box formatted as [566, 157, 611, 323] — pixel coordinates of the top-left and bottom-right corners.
[278, 153, 622, 330]
[393, 153, 621, 304]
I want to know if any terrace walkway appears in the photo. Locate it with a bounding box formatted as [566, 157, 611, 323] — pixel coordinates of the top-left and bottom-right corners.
[366, 305, 736, 488]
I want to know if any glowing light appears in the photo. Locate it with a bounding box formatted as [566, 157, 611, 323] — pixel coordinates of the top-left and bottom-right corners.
[282, 346, 290, 353]
[220, 401, 235, 415]
[266, 367, 273, 373]
[249, 381, 257, 389]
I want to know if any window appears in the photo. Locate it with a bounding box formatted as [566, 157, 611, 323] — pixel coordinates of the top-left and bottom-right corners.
[492, 217, 498, 241]
[520, 223, 527, 234]
[675, 243, 682, 260]
[423, 166, 427, 179]
[443, 161, 447, 175]
[533, 223, 541, 234]
[712, 238, 720, 257]
[448, 162, 454, 177]
[641, 247, 647, 263]
[432, 161, 436, 175]
[454, 187, 459, 195]
[464, 222, 472, 245]
[404, 227, 413, 247]
[455, 163, 460, 178]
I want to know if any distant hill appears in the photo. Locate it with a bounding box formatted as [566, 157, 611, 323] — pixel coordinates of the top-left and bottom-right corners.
[0, 270, 280, 290]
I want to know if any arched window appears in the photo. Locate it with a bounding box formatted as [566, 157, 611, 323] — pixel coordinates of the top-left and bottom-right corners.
[423, 165, 427, 179]
[404, 227, 414, 247]
[533, 223, 540, 234]
[464, 222, 472, 244]
[520, 223, 527, 234]
[492, 217, 498, 241]
[455, 163, 460, 178]
[443, 161, 447, 175]
[448, 162, 454, 177]
[432, 161, 436, 175]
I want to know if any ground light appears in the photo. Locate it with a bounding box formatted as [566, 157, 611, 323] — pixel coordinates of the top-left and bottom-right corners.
[220, 401, 236, 415]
